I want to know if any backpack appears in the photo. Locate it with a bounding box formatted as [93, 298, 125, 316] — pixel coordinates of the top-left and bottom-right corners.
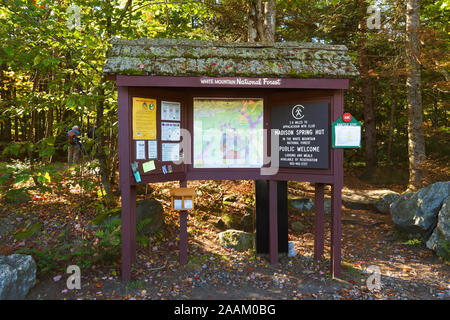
[68, 130, 77, 145]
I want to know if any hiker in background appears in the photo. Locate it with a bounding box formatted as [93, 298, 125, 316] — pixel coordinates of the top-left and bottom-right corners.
[67, 125, 81, 166]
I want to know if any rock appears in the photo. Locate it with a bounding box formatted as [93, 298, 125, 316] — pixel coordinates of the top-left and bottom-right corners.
[288, 241, 297, 257]
[92, 199, 165, 236]
[288, 197, 331, 214]
[0, 217, 14, 238]
[390, 182, 450, 235]
[223, 194, 237, 205]
[135, 199, 165, 236]
[213, 218, 227, 230]
[0, 254, 36, 300]
[219, 230, 254, 251]
[239, 213, 254, 233]
[3, 189, 30, 204]
[288, 197, 314, 211]
[426, 196, 450, 260]
[374, 192, 400, 214]
[291, 221, 305, 233]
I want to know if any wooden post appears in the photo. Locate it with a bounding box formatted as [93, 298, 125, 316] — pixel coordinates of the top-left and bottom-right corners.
[269, 180, 278, 265]
[179, 180, 188, 265]
[314, 183, 325, 261]
[331, 89, 344, 277]
[118, 86, 136, 282]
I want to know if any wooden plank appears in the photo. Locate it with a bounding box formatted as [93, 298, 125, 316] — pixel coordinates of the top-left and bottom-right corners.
[269, 180, 279, 265]
[118, 86, 134, 282]
[330, 90, 344, 277]
[314, 183, 325, 262]
[179, 180, 188, 265]
[116, 75, 350, 89]
[170, 187, 196, 196]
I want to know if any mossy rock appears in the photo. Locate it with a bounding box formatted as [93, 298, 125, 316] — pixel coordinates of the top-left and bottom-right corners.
[219, 230, 254, 251]
[3, 189, 31, 204]
[89, 199, 165, 236]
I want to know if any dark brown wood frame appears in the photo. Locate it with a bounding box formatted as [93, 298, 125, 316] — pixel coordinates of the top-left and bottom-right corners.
[117, 76, 345, 282]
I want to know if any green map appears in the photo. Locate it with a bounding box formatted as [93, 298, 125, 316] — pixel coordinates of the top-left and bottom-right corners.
[193, 98, 264, 168]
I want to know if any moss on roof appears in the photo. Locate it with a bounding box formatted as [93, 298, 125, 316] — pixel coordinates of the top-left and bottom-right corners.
[103, 38, 359, 79]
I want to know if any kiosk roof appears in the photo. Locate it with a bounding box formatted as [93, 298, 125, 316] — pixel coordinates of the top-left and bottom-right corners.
[103, 38, 359, 79]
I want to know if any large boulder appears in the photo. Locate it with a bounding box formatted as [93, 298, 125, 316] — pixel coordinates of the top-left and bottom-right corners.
[288, 197, 314, 211]
[239, 213, 254, 233]
[390, 182, 450, 235]
[135, 199, 165, 236]
[0, 254, 36, 300]
[291, 221, 305, 233]
[426, 197, 450, 260]
[3, 189, 31, 204]
[92, 199, 165, 236]
[288, 197, 331, 215]
[374, 192, 400, 215]
[219, 230, 254, 251]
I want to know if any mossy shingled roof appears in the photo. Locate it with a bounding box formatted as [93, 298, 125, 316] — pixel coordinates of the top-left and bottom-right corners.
[103, 38, 359, 79]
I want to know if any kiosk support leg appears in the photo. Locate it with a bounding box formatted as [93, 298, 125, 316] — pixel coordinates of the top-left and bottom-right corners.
[314, 183, 325, 262]
[120, 184, 136, 282]
[118, 85, 135, 282]
[179, 211, 188, 265]
[331, 183, 342, 277]
[179, 180, 188, 265]
[269, 180, 278, 265]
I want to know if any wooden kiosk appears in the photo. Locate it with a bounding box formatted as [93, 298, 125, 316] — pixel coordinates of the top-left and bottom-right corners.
[103, 39, 359, 281]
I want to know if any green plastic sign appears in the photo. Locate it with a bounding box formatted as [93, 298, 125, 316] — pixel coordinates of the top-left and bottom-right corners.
[331, 114, 362, 148]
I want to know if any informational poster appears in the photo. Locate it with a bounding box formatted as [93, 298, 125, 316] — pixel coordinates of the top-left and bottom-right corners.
[136, 140, 146, 160]
[162, 143, 180, 162]
[132, 97, 157, 140]
[272, 102, 329, 169]
[183, 199, 193, 209]
[147, 140, 157, 159]
[332, 115, 362, 148]
[335, 126, 360, 147]
[174, 199, 183, 209]
[161, 122, 180, 141]
[142, 160, 156, 173]
[193, 98, 264, 168]
[161, 101, 181, 121]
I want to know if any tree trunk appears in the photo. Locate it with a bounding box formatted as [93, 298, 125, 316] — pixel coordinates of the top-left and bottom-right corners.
[406, 0, 426, 190]
[357, 36, 377, 169]
[386, 84, 397, 165]
[96, 76, 111, 198]
[264, 0, 276, 42]
[247, 0, 276, 42]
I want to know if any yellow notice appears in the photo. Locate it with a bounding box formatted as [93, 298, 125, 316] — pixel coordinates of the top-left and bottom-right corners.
[132, 97, 157, 140]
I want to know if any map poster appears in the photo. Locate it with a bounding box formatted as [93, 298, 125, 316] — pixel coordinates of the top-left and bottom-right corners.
[193, 98, 264, 168]
[132, 97, 157, 140]
[161, 101, 181, 121]
[272, 102, 329, 169]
